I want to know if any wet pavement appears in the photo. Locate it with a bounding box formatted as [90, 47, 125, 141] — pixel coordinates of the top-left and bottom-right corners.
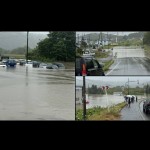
[139, 100, 150, 120]
[105, 47, 150, 76]
[106, 57, 150, 75]
[120, 98, 148, 120]
[0, 65, 75, 120]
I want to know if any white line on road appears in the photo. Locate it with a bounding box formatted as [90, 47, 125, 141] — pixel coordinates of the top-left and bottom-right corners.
[106, 61, 121, 76]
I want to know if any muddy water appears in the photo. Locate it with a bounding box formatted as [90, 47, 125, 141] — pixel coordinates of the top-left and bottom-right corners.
[0, 65, 75, 120]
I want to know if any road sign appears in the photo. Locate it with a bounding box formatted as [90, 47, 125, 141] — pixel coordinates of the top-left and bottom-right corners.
[102, 86, 105, 90]
[106, 86, 109, 90]
[102, 86, 109, 90]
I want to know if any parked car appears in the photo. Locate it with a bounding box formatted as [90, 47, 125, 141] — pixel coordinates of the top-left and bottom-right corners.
[19, 60, 26, 66]
[2, 59, 8, 64]
[0, 62, 6, 67]
[6, 59, 16, 67]
[46, 63, 58, 69]
[52, 63, 65, 69]
[39, 63, 47, 68]
[32, 61, 40, 68]
[76, 56, 105, 76]
[143, 99, 150, 114]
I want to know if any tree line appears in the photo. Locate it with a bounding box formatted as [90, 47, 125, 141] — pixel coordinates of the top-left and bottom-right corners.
[1, 32, 75, 62]
[87, 84, 144, 95]
[28, 32, 75, 62]
[143, 32, 150, 45]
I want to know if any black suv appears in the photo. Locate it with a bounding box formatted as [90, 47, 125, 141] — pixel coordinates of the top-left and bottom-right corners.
[143, 99, 150, 114]
[76, 56, 105, 76]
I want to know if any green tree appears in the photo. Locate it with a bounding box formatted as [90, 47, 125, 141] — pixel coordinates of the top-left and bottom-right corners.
[33, 32, 75, 62]
[143, 32, 150, 45]
[80, 37, 87, 50]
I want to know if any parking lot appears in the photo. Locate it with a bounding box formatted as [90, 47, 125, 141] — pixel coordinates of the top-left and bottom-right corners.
[0, 63, 75, 120]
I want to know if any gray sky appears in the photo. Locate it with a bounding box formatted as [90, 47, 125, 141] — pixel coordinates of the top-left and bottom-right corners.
[76, 76, 150, 88]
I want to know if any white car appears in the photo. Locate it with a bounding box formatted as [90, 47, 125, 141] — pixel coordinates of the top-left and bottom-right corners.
[0, 62, 6, 67]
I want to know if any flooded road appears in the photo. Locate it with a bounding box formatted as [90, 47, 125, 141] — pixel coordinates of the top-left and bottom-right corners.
[0, 65, 75, 120]
[86, 94, 124, 109]
[106, 46, 150, 75]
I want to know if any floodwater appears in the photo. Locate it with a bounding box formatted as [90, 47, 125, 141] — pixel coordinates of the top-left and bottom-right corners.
[0, 65, 75, 120]
[86, 94, 125, 109]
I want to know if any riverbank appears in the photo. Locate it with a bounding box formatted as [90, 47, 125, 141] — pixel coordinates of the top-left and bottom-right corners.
[76, 102, 127, 120]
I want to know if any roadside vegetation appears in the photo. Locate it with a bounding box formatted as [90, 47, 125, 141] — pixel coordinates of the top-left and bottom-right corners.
[76, 102, 127, 120]
[103, 60, 114, 72]
[87, 85, 145, 95]
[95, 51, 109, 58]
[0, 32, 75, 64]
[142, 32, 150, 58]
[119, 39, 142, 46]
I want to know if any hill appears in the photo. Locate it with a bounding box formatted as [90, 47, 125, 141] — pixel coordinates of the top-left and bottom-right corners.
[0, 32, 48, 50]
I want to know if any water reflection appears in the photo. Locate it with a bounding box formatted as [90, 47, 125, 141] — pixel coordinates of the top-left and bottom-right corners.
[25, 66, 28, 86]
[0, 65, 75, 120]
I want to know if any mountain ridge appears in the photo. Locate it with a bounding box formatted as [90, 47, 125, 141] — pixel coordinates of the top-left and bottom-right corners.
[0, 32, 48, 50]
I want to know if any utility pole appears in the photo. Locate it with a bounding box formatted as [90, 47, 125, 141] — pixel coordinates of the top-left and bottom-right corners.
[127, 78, 139, 95]
[107, 32, 109, 49]
[82, 63, 87, 121]
[101, 32, 103, 46]
[128, 78, 129, 95]
[83, 76, 86, 120]
[89, 34, 91, 49]
[26, 31, 29, 64]
[98, 32, 100, 46]
[117, 32, 118, 44]
[78, 34, 79, 45]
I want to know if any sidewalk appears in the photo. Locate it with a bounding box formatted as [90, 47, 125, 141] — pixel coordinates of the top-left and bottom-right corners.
[120, 100, 143, 120]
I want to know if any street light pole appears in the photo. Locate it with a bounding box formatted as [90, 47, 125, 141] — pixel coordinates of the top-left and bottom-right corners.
[127, 78, 139, 95]
[26, 31, 29, 64]
[83, 76, 86, 120]
[107, 32, 109, 50]
[128, 78, 129, 95]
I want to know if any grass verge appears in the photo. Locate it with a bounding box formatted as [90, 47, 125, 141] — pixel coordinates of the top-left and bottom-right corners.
[103, 60, 114, 72]
[76, 102, 127, 120]
[144, 45, 150, 58]
[95, 51, 109, 58]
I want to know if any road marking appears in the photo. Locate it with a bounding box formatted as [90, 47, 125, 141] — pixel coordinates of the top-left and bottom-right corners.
[106, 61, 121, 76]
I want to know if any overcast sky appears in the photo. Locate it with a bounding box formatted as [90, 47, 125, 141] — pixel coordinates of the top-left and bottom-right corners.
[76, 76, 150, 88]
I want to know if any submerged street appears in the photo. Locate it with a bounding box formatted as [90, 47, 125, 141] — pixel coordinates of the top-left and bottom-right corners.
[0, 65, 75, 120]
